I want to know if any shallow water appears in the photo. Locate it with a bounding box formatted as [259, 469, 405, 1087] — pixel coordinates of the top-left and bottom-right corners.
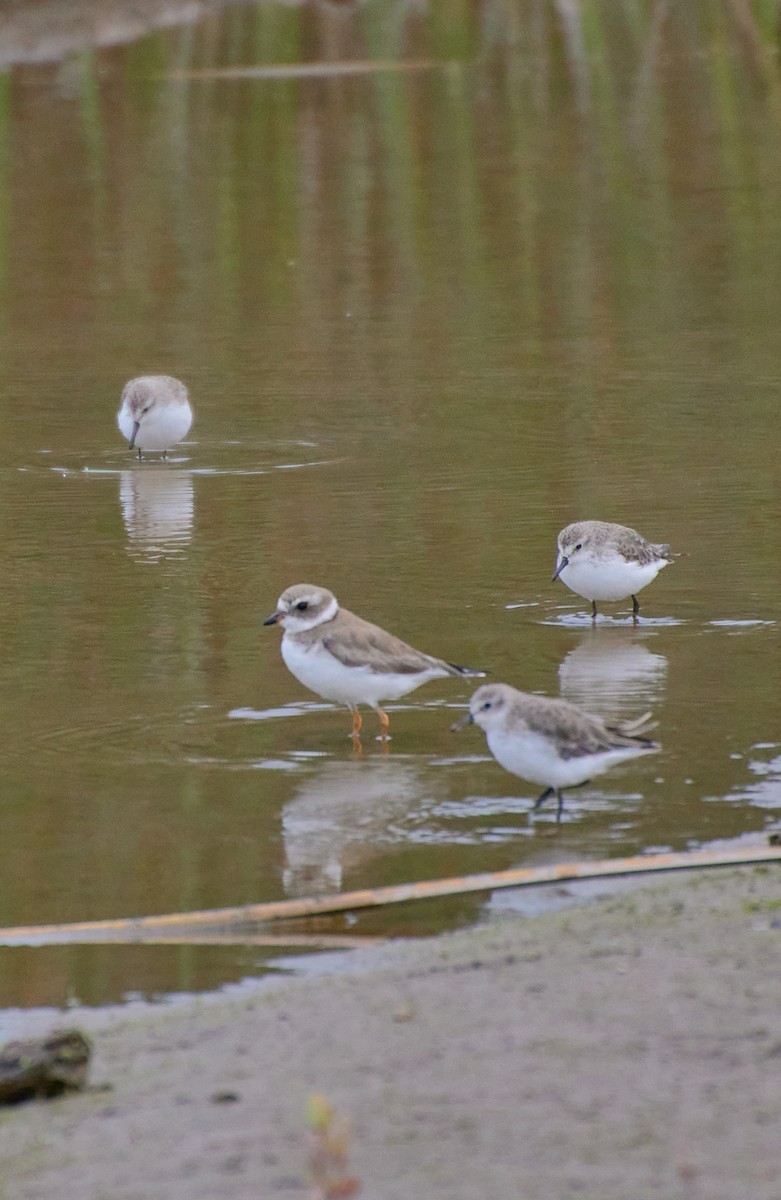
[1, 0, 781, 1010]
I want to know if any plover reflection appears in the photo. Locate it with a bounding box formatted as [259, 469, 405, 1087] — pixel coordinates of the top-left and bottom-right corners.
[282, 759, 422, 894]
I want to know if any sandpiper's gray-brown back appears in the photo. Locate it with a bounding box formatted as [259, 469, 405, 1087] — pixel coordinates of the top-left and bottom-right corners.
[552, 520, 676, 617]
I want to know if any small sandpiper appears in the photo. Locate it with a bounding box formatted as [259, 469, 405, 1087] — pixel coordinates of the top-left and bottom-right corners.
[264, 583, 485, 739]
[117, 375, 193, 459]
[552, 520, 675, 618]
[452, 681, 658, 820]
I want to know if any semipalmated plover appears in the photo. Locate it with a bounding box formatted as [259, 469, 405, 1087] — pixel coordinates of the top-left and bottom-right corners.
[452, 681, 658, 820]
[117, 375, 193, 458]
[265, 583, 485, 738]
[552, 520, 675, 618]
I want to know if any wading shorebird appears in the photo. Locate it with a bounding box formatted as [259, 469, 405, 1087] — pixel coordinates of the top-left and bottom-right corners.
[452, 681, 659, 821]
[117, 375, 193, 459]
[551, 520, 676, 619]
[265, 583, 485, 739]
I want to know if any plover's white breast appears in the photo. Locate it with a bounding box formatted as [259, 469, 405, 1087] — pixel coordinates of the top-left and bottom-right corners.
[281, 636, 446, 708]
[558, 554, 667, 603]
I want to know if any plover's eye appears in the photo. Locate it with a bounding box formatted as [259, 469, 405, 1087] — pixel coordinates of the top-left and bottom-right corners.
[481, 701, 492, 711]
[295, 600, 309, 612]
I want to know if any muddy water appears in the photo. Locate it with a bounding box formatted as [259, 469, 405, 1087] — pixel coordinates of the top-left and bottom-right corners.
[1, 1, 781, 1008]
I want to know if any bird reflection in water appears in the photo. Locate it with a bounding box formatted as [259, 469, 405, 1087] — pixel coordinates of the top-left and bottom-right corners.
[557, 628, 668, 719]
[281, 759, 422, 896]
[119, 469, 194, 563]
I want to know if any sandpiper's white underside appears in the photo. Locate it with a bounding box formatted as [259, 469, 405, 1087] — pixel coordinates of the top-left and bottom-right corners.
[556, 555, 668, 603]
[117, 402, 193, 452]
[281, 635, 448, 709]
[486, 727, 653, 790]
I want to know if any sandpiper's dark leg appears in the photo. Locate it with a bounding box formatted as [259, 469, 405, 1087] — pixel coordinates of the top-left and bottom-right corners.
[632, 594, 640, 616]
[556, 791, 565, 822]
[533, 786, 555, 811]
[163, 449, 168, 461]
[137, 447, 142, 461]
[591, 600, 598, 621]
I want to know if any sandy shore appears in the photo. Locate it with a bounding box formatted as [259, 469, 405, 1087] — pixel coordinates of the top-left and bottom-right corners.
[2, 866, 781, 1199]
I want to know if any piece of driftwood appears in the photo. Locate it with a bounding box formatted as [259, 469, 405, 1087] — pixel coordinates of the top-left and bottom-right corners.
[0, 845, 779, 945]
[0, 1029, 91, 1104]
[166, 59, 450, 81]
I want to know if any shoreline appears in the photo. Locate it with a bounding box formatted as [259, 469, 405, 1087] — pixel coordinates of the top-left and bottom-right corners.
[2, 865, 781, 1197]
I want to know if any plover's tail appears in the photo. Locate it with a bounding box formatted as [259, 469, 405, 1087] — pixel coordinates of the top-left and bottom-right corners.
[447, 662, 487, 679]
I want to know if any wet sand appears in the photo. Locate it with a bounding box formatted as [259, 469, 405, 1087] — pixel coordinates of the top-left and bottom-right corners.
[2, 866, 781, 1199]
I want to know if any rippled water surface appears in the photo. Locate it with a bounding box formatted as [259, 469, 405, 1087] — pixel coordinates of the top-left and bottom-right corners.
[2, 0, 781, 1009]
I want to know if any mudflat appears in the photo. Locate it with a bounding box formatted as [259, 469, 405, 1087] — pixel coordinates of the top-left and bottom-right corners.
[2, 866, 781, 1199]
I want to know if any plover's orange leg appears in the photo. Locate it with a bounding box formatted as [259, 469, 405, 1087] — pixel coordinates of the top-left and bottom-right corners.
[378, 709, 390, 739]
[350, 707, 363, 737]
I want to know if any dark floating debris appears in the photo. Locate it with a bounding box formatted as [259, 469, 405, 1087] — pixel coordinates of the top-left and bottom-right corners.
[0, 1028, 91, 1105]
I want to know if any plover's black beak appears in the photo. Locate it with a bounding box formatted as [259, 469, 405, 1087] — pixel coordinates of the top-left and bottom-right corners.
[450, 711, 474, 732]
[128, 420, 140, 451]
[263, 611, 283, 626]
[551, 554, 568, 583]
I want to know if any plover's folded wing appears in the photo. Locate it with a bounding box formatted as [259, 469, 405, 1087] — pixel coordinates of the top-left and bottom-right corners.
[321, 609, 481, 678]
